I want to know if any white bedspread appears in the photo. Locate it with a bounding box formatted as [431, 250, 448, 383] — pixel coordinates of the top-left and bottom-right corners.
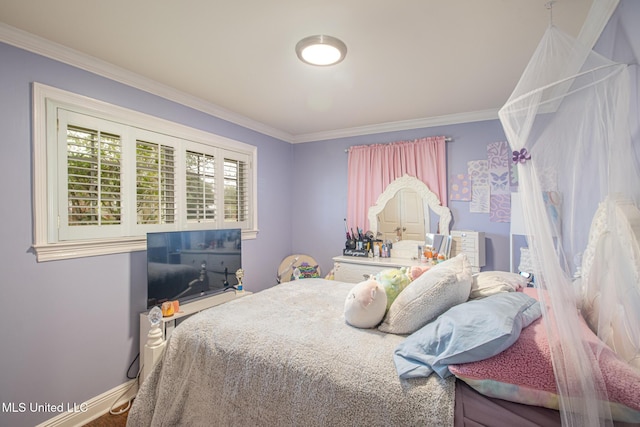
[127, 278, 455, 426]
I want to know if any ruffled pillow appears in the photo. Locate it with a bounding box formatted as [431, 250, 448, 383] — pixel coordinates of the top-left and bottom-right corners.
[378, 254, 472, 334]
[469, 271, 529, 299]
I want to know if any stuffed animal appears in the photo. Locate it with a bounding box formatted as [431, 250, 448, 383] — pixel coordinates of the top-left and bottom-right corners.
[375, 267, 412, 309]
[344, 279, 388, 328]
[408, 265, 431, 281]
[291, 262, 320, 280]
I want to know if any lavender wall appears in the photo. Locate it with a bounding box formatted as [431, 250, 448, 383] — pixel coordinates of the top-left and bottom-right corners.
[0, 42, 293, 427]
[291, 121, 512, 277]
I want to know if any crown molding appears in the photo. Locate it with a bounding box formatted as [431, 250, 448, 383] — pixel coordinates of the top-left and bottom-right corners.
[291, 109, 500, 143]
[0, 22, 295, 143]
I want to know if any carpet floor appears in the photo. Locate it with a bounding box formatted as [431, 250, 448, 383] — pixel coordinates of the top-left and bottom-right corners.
[82, 403, 129, 427]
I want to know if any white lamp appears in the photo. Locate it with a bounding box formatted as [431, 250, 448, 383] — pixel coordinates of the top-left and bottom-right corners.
[296, 35, 347, 66]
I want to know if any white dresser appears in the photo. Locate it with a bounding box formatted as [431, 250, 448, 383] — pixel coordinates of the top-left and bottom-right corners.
[450, 230, 486, 273]
[332, 255, 425, 283]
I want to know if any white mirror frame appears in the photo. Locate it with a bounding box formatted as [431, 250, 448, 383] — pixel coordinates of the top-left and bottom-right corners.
[368, 174, 452, 238]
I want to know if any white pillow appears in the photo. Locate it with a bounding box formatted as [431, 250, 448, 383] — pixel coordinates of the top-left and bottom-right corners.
[469, 271, 528, 299]
[378, 254, 472, 335]
[344, 279, 388, 329]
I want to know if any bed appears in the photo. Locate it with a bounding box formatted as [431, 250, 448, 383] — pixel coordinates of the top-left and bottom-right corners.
[126, 253, 640, 426]
[129, 278, 455, 426]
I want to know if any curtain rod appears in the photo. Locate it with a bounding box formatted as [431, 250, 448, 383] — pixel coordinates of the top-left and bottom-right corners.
[344, 136, 453, 153]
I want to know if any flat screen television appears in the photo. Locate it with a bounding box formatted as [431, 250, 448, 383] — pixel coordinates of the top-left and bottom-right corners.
[146, 229, 242, 309]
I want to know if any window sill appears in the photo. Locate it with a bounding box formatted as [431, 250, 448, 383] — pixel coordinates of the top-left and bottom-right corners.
[32, 230, 257, 262]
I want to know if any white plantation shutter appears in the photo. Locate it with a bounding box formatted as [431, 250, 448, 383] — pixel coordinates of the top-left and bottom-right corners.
[185, 150, 216, 223]
[135, 139, 176, 227]
[58, 110, 126, 240]
[67, 127, 122, 226]
[55, 109, 255, 242]
[223, 153, 249, 227]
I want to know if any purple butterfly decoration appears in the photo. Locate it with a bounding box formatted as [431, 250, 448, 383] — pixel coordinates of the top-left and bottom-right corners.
[512, 148, 531, 164]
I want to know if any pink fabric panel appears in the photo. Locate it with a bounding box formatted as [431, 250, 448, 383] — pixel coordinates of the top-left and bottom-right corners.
[346, 136, 446, 231]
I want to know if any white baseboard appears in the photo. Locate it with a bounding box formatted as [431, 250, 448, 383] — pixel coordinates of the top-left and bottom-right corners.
[34, 380, 138, 427]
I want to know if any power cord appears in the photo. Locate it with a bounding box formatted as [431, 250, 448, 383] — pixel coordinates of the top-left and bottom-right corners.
[108, 353, 141, 415]
[127, 353, 140, 380]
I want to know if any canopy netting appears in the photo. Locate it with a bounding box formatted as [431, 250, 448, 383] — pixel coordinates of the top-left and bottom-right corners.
[499, 24, 640, 426]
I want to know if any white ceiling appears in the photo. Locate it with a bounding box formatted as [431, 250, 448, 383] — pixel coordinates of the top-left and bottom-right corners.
[0, 0, 601, 142]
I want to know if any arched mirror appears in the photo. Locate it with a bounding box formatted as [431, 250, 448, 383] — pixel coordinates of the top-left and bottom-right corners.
[368, 175, 452, 242]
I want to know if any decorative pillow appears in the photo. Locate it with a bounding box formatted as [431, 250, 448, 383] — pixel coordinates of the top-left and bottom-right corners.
[378, 254, 472, 334]
[469, 270, 529, 299]
[291, 262, 320, 280]
[448, 288, 640, 424]
[343, 279, 388, 329]
[375, 267, 412, 309]
[394, 292, 541, 379]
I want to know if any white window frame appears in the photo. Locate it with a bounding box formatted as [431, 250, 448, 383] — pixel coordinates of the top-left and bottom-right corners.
[32, 83, 258, 262]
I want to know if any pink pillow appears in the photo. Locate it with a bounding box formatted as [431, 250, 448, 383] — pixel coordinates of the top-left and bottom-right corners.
[449, 288, 640, 423]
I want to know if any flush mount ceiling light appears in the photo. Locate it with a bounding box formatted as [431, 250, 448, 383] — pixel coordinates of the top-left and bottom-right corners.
[295, 35, 347, 66]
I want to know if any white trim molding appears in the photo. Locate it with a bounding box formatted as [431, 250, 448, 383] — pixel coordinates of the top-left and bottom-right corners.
[293, 109, 500, 144]
[34, 380, 137, 427]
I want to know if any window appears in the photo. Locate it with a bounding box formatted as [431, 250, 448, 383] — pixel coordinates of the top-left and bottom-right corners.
[33, 83, 257, 261]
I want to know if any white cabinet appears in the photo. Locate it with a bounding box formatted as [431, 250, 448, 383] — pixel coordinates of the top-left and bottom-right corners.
[450, 230, 486, 273]
[333, 256, 424, 283]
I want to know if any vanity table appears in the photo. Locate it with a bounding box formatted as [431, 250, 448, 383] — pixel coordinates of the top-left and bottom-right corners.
[332, 255, 426, 283]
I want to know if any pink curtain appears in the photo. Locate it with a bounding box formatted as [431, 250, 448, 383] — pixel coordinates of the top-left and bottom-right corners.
[346, 136, 447, 232]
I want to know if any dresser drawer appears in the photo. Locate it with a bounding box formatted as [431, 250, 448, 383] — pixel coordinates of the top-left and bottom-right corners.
[450, 230, 486, 271]
[333, 262, 385, 283]
[332, 256, 425, 284]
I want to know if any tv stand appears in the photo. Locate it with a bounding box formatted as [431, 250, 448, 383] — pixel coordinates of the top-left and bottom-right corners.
[139, 290, 250, 383]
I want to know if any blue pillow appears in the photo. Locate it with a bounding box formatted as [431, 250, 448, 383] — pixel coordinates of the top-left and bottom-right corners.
[394, 292, 541, 379]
